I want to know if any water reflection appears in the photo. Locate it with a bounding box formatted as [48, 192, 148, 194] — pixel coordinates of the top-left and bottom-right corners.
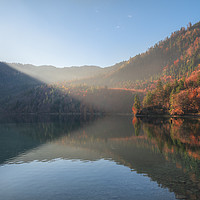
[133, 117, 200, 199]
[0, 115, 200, 199]
[0, 114, 96, 164]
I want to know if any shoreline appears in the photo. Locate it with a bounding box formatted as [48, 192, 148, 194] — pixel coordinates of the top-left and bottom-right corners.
[0, 112, 200, 119]
[136, 113, 200, 119]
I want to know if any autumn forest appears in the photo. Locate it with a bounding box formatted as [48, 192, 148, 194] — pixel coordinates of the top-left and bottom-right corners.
[1, 21, 200, 116]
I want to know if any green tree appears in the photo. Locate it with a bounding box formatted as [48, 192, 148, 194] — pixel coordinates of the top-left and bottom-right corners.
[156, 79, 164, 105]
[156, 79, 163, 91]
[132, 95, 141, 114]
[134, 95, 141, 110]
[143, 91, 154, 107]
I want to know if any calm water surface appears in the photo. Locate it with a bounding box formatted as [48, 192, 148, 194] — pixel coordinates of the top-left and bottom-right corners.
[0, 115, 200, 200]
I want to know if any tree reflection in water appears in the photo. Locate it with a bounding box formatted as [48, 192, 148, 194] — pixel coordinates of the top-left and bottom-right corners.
[1, 115, 200, 199]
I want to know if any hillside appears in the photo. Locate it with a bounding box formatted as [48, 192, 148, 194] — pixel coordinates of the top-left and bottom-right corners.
[74, 21, 200, 89]
[0, 61, 132, 113]
[3, 84, 137, 114]
[2, 21, 200, 90]
[0, 60, 136, 114]
[1, 21, 200, 115]
[0, 62, 42, 99]
[135, 67, 200, 116]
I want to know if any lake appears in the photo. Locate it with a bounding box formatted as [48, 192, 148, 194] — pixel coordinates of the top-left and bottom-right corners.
[0, 114, 200, 200]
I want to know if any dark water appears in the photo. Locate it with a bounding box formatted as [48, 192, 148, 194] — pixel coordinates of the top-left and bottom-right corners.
[0, 115, 200, 200]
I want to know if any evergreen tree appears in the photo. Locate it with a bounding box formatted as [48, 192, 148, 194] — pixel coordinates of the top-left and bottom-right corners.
[132, 94, 141, 114]
[134, 95, 141, 110]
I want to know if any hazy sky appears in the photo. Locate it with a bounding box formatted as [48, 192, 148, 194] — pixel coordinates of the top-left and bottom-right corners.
[0, 0, 200, 67]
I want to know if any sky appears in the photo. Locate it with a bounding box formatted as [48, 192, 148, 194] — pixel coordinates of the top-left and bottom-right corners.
[0, 0, 200, 68]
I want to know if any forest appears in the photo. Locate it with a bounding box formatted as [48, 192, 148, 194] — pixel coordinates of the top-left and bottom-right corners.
[1, 21, 200, 116]
[2, 83, 136, 114]
[130, 22, 200, 116]
[133, 66, 200, 116]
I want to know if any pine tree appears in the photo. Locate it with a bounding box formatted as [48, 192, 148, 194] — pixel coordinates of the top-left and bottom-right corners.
[134, 95, 141, 110]
[132, 95, 141, 114]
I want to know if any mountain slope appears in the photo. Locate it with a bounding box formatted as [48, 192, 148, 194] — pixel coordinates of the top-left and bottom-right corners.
[1, 21, 200, 90]
[75, 21, 200, 89]
[0, 62, 42, 98]
[1, 21, 200, 114]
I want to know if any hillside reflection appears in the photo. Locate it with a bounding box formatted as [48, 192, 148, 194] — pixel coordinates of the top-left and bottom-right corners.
[1, 115, 200, 199]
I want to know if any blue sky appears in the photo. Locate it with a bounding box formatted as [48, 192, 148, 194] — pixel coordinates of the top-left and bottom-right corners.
[0, 0, 200, 67]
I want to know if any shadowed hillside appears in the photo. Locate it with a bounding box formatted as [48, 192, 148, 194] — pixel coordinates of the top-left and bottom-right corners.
[0, 63, 100, 114]
[0, 63, 137, 114]
[0, 62, 42, 102]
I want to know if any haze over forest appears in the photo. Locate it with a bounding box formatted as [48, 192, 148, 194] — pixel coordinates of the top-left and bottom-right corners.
[1, 20, 200, 116]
